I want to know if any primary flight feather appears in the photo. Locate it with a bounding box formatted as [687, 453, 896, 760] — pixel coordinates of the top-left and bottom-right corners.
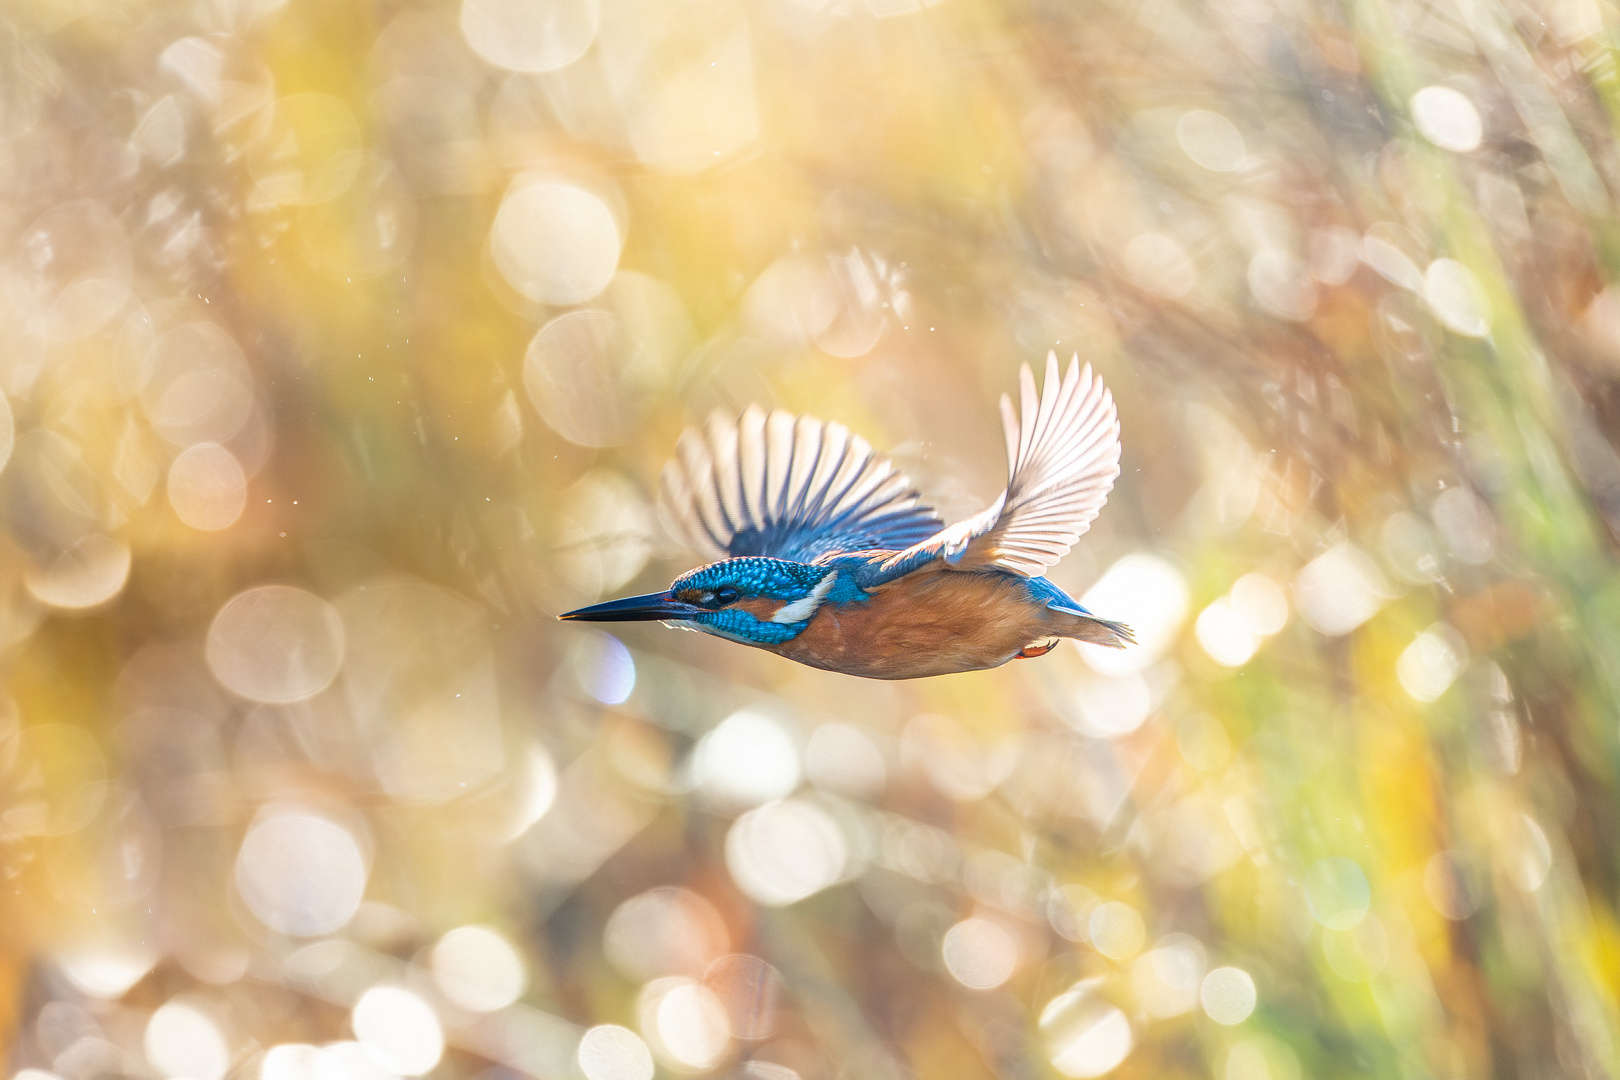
[560, 353, 1132, 679]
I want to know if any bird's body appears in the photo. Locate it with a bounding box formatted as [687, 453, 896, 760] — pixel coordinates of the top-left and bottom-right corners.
[771, 562, 1128, 679]
[561, 354, 1132, 679]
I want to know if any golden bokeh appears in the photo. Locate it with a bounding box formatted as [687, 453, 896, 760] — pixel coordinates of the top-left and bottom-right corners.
[5, 0, 1620, 1076]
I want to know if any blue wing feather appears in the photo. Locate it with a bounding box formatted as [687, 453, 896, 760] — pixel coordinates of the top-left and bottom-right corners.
[1023, 574, 1089, 616]
[659, 406, 943, 562]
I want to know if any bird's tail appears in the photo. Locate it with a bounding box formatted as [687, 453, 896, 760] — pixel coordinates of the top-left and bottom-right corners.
[1065, 614, 1134, 649]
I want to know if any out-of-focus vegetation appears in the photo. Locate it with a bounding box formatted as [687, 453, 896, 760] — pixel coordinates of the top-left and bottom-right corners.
[5, 0, 1620, 1076]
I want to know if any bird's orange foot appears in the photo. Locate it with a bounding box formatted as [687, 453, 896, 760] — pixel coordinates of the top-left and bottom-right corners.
[1015, 640, 1058, 660]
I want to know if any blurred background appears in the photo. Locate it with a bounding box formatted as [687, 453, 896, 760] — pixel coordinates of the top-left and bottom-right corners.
[4, 0, 1620, 1075]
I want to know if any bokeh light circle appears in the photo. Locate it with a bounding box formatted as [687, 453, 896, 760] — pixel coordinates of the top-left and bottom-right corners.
[145, 1000, 229, 1080]
[524, 311, 642, 447]
[207, 585, 345, 704]
[491, 180, 620, 304]
[577, 1025, 654, 1080]
[235, 810, 368, 936]
[260, 1044, 346, 1080]
[168, 443, 248, 531]
[431, 926, 526, 1012]
[725, 799, 847, 906]
[603, 887, 729, 982]
[1087, 901, 1146, 959]
[694, 710, 801, 809]
[1410, 86, 1483, 152]
[1200, 967, 1257, 1025]
[1040, 981, 1134, 1078]
[639, 978, 731, 1070]
[941, 918, 1017, 990]
[1080, 554, 1188, 674]
[351, 987, 443, 1075]
[25, 534, 132, 611]
[460, 0, 599, 73]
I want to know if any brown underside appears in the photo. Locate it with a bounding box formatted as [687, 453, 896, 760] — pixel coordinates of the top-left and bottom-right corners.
[767, 566, 1127, 680]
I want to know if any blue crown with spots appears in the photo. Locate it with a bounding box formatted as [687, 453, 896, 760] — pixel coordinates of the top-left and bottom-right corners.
[671, 557, 831, 603]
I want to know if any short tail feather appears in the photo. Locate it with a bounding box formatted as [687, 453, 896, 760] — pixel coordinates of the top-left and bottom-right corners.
[1069, 614, 1134, 648]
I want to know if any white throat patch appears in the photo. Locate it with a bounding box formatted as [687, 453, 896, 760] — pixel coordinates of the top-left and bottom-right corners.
[771, 571, 837, 624]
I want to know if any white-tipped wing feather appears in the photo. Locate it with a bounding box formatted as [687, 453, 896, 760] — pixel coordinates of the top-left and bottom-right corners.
[876, 354, 1121, 580]
[659, 405, 943, 562]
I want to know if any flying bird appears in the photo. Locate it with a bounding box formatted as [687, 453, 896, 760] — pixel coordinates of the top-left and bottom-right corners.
[560, 353, 1132, 679]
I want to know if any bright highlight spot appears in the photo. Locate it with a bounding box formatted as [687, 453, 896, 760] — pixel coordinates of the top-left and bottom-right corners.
[642, 978, 730, 1069]
[1396, 623, 1468, 703]
[146, 1000, 229, 1080]
[1073, 671, 1153, 737]
[572, 632, 636, 705]
[1411, 86, 1483, 152]
[460, 0, 598, 73]
[168, 443, 247, 531]
[1425, 259, 1491, 337]
[1229, 573, 1288, 635]
[207, 585, 345, 703]
[694, 709, 801, 808]
[261, 1045, 345, 1080]
[352, 987, 443, 1076]
[603, 887, 729, 982]
[941, 918, 1018, 990]
[323, 1042, 400, 1080]
[1129, 935, 1206, 1018]
[235, 809, 368, 936]
[804, 723, 887, 799]
[1040, 980, 1134, 1078]
[1293, 544, 1389, 636]
[432, 926, 526, 1012]
[25, 534, 132, 610]
[1196, 599, 1260, 667]
[1087, 901, 1146, 959]
[58, 943, 158, 998]
[725, 799, 847, 906]
[577, 1025, 653, 1080]
[1200, 967, 1257, 1024]
[1080, 554, 1189, 674]
[491, 179, 620, 305]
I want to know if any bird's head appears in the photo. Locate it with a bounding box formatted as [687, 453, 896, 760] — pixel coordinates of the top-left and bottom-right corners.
[558, 557, 853, 646]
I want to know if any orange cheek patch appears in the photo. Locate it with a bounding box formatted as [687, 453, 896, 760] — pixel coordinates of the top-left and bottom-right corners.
[736, 598, 781, 620]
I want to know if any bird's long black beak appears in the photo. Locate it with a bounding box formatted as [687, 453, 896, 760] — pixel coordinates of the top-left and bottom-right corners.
[557, 590, 702, 623]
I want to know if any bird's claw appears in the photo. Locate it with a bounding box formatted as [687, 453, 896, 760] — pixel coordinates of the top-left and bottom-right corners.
[1015, 640, 1058, 660]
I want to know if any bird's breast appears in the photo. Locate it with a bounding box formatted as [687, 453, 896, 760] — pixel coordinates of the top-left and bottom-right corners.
[770, 569, 1057, 679]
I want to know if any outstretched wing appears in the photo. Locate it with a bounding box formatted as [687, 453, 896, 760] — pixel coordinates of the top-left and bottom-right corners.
[659, 405, 943, 562]
[871, 354, 1121, 582]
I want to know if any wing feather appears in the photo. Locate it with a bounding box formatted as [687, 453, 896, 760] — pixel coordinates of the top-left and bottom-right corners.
[872, 353, 1121, 581]
[660, 406, 943, 562]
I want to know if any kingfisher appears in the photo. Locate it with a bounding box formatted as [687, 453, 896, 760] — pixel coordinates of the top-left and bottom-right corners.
[560, 353, 1132, 679]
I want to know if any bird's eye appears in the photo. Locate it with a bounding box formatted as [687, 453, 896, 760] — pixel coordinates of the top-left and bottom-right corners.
[714, 585, 740, 605]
